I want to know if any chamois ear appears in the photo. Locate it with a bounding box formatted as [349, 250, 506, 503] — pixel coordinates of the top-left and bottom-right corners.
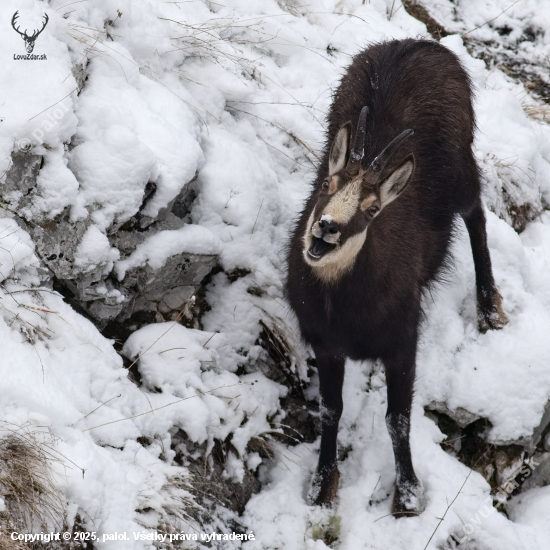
[379, 156, 414, 208]
[329, 122, 351, 175]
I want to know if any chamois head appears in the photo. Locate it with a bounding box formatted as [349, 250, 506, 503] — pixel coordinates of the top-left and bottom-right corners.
[303, 106, 415, 281]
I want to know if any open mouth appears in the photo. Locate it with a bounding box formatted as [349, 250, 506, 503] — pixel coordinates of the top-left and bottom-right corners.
[307, 237, 336, 260]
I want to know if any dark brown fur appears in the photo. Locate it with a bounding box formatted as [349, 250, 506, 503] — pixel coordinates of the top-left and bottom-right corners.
[285, 39, 507, 516]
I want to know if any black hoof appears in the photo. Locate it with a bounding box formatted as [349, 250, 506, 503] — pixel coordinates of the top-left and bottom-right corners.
[391, 479, 424, 518]
[478, 291, 509, 333]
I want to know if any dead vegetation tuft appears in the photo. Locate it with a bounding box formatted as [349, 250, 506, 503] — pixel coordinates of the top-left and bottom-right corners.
[246, 435, 275, 460]
[135, 472, 204, 549]
[523, 103, 550, 124]
[0, 423, 65, 549]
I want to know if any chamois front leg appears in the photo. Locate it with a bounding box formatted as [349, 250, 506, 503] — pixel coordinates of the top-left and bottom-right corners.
[462, 200, 509, 333]
[384, 350, 424, 517]
[308, 350, 345, 507]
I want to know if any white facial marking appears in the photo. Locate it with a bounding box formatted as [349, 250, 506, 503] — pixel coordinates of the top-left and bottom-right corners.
[323, 179, 361, 225]
[302, 177, 367, 282]
[303, 228, 368, 283]
[360, 195, 377, 211]
[322, 231, 340, 244]
[303, 210, 315, 252]
[311, 221, 323, 238]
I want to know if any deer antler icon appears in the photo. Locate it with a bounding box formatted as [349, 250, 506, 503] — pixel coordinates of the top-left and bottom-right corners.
[12, 11, 49, 54]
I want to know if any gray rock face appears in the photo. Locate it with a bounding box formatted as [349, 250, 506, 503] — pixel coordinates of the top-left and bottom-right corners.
[426, 402, 550, 508]
[1, 151, 42, 200]
[1, 151, 216, 331]
[518, 452, 550, 492]
[427, 401, 481, 429]
[29, 214, 90, 280]
[117, 250, 218, 324]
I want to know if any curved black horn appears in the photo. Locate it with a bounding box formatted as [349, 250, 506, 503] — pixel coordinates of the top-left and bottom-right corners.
[346, 106, 369, 175]
[370, 129, 414, 174]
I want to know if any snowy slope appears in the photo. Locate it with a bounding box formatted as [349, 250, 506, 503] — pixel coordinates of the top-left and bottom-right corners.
[1, 0, 550, 549]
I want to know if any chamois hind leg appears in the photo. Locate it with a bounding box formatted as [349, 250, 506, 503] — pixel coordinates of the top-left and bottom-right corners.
[462, 199, 508, 332]
[308, 349, 345, 507]
[384, 349, 424, 517]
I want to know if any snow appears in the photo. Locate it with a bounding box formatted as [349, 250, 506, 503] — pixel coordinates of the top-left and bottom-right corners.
[74, 224, 120, 274]
[20, 148, 80, 220]
[69, 125, 158, 228]
[0, 217, 37, 283]
[115, 224, 222, 279]
[1, 0, 550, 548]
[509, 486, 550, 550]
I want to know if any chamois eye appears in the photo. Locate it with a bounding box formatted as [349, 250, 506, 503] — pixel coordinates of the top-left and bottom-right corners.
[321, 179, 329, 191]
[368, 206, 379, 216]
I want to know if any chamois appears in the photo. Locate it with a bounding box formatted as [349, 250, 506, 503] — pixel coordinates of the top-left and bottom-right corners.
[286, 39, 508, 516]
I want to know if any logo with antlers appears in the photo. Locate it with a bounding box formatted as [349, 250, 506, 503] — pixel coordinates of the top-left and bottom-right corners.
[12, 11, 49, 54]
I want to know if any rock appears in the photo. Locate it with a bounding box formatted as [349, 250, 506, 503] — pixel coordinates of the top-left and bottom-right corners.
[427, 400, 550, 453]
[126, 252, 216, 300]
[29, 213, 90, 280]
[524, 400, 550, 454]
[117, 251, 218, 324]
[172, 186, 197, 220]
[401, 0, 449, 40]
[494, 447, 524, 486]
[427, 405, 550, 501]
[85, 296, 125, 324]
[482, 159, 542, 233]
[158, 285, 196, 313]
[65, 279, 128, 324]
[1, 151, 41, 201]
[427, 401, 481, 429]
[520, 452, 550, 491]
[1, 149, 217, 332]
[132, 174, 197, 230]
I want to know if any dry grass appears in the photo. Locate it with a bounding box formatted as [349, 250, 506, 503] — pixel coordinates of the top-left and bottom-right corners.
[135, 468, 204, 548]
[0, 530, 28, 550]
[523, 103, 550, 123]
[160, 13, 263, 76]
[0, 422, 65, 548]
[258, 311, 309, 386]
[157, 473, 203, 531]
[0, 286, 55, 347]
[246, 435, 275, 460]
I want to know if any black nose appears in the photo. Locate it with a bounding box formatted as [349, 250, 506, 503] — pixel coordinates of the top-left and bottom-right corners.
[318, 219, 339, 235]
